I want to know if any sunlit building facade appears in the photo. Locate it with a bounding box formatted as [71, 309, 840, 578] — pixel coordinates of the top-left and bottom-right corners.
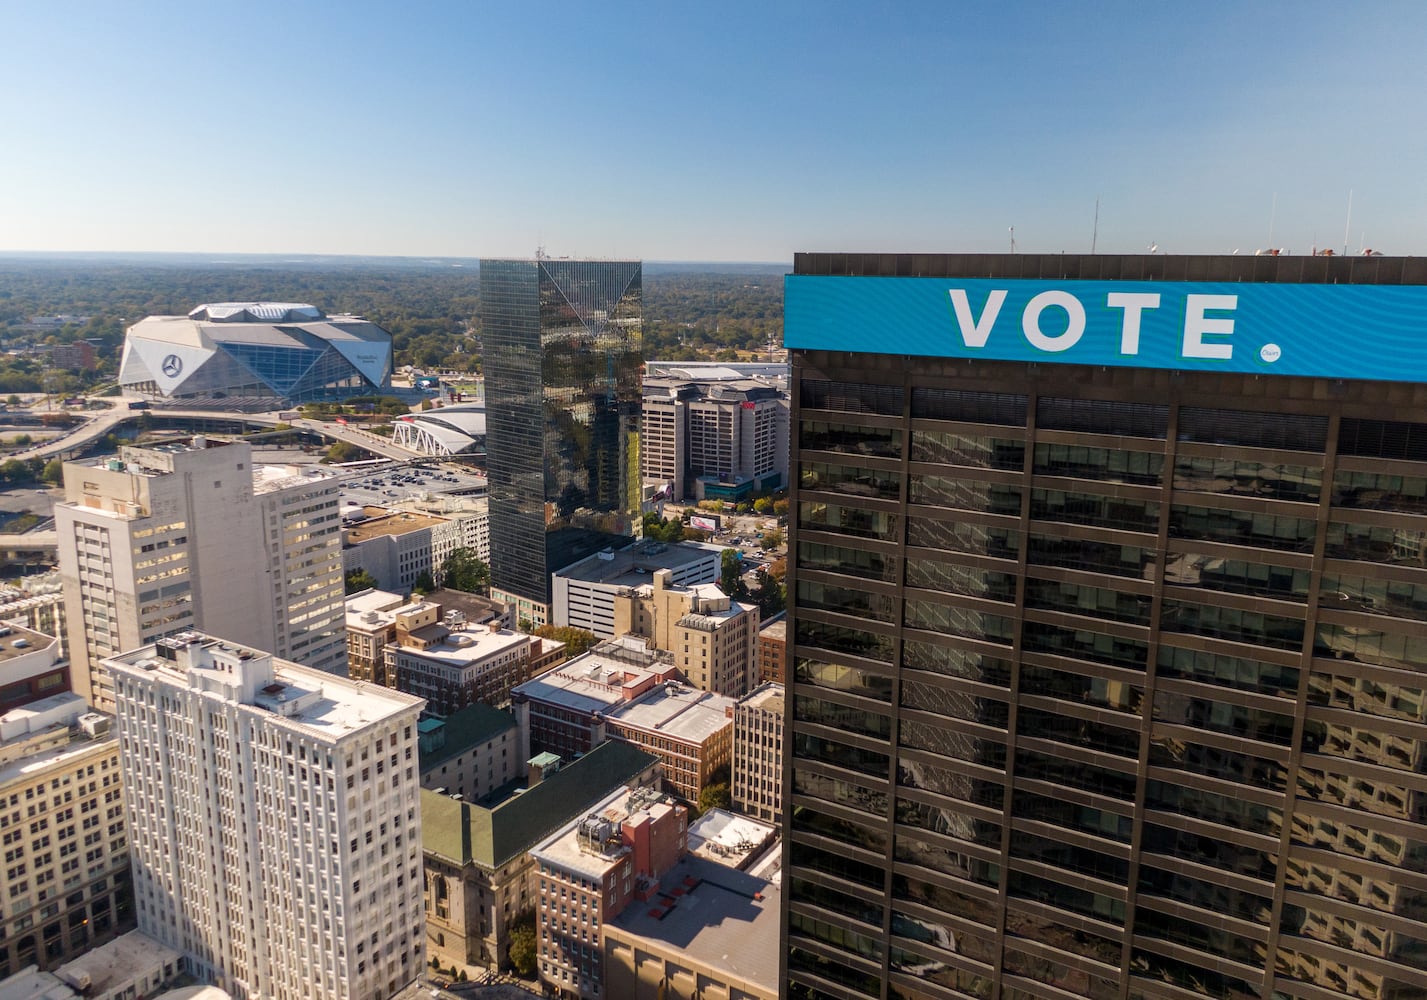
[781, 252, 1427, 1000]
[481, 259, 643, 627]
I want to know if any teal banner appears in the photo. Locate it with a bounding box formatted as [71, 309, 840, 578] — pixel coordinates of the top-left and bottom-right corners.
[785, 275, 1427, 382]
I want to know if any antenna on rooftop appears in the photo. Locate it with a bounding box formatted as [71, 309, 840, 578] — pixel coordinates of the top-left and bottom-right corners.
[1343, 190, 1353, 257]
[1091, 197, 1100, 254]
[1009, 226, 1016, 253]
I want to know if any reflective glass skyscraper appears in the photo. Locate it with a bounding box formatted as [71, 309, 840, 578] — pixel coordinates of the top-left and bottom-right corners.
[481, 258, 642, 626]
[781, 252, 1427, 1000]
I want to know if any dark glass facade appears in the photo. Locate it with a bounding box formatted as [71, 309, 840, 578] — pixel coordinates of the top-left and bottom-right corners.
[782, 253, 1427, 1000]
[481, 259, 642, 614]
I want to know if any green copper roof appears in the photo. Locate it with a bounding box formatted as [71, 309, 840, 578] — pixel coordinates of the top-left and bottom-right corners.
[422, 740, 660, 869]
[417, 703, 518, 769]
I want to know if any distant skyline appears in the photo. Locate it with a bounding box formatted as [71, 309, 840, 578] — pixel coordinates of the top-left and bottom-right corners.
[5, 1, 1425, 262]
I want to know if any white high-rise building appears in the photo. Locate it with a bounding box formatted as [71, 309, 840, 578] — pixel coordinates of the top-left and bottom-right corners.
[56, 438, 346, 710]
[105, 631, 426, 1000]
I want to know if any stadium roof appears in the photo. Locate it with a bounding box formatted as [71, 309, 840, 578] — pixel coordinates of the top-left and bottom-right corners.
[392, 403, 486, 455]
[119, 301, 392, 404]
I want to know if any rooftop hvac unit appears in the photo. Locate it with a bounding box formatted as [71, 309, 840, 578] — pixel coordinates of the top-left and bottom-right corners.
[78, 714, 111, 738]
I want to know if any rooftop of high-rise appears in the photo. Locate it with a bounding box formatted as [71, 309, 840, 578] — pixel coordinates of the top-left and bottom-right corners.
[556, 538, 722, 586]
[104, 631, 422, 737]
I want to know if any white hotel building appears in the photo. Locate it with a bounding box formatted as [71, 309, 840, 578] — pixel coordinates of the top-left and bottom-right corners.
[105, 632, 425, 1000]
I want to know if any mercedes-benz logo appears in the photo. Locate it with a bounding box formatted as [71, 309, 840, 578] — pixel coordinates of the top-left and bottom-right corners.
[161, 354, 183, 378]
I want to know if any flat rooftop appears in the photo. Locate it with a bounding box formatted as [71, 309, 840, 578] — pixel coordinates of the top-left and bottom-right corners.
[605, 853, 780, 994]
[687, 808, 778, 869]
[0, 967, 73, 1000]
[737, 682, 784, 715]
[422, 741, 661, 869]
[55, 929, 181, 997]
[344, 588, 406, 629]
[344, 509, 447, 542]
[337, 463, 488, 511]
[0, 623, 55, 665]
[423, 587, 506, 626]
[106, 634, 422, 739]
[512, 642, 674, 716]
[758, 617, 786, 642]
[0, 715, 113, 788]
[606, 683, 734, 745]
[391, 622, 528, 668]
[556, 539, 722, 587]
[532, 785, 681, 880]
[252, 463, 342, 495]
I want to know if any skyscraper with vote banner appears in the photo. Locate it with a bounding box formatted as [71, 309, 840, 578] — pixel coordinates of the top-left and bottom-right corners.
[780, 252, 1427, 1000]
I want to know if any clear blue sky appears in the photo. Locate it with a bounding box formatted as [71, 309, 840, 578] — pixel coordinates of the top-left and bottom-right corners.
[4, 1, 1424, 261]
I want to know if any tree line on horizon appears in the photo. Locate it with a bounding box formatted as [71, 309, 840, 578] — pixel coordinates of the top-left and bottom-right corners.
[0, 260, 785, 386]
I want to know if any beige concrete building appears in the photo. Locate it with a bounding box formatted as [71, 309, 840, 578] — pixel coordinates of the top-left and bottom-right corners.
[731, 682, 784, 824]
[530, 785, 688, 1000]
[754, 615, 786, 686]
[417, 704, 519, 802]
[344, 588, 405, 684]
[420, 742, 659, 973]
[106, 632, 426, 1000]
[342, 508, 460, 593]
[0, 693, 130, 981]
[613, 568, 759, 697]
[551, 540, 722, 639]
[601, 855, 779, 1000]
[56, 438, 346, 709]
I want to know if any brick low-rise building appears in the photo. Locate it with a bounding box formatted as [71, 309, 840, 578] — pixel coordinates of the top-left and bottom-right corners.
[530, 785, 688, 1000]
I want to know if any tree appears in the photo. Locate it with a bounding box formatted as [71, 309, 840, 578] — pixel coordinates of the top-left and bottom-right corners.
[0, 459, 36, 486]
[322, 439, 357, 464]
[720, 548, 746, 599]
[752, 567, 786, 617]
[412, 570, 435, 596]
[698, 781, 732, 814]
[40, 458, 63, 486]
[439, 547, 489, 593]
[533, 625, 599, 657]
[507, 913, 538, 977]
[345, 568, 378, 595]
[753, 497, 773, 514]
[641, 512, 685, 544]
[760, 527, 784, 550]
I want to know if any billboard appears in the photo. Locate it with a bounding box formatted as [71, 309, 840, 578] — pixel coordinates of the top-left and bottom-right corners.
[690, 514, 721, 533]
[785, 275, 1427, 383]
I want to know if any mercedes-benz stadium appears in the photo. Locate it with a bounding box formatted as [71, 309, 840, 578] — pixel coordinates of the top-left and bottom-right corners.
[119, 302, 393, 406]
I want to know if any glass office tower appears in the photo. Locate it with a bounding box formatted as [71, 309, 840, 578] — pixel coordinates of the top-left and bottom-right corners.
[781, 252, 1427, 1000]
[481, 258, 642, 625]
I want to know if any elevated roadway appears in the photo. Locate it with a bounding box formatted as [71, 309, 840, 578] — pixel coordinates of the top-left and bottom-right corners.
[8, 405, 426, 463]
